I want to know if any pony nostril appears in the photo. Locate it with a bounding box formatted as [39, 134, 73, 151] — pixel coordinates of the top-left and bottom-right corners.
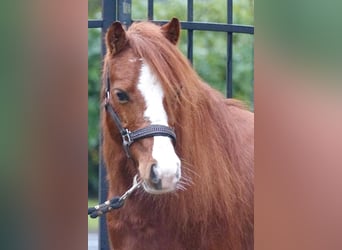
[150, 164, 162, 189]
[150, 164, 158, 183]
[175, 166, 180, 179]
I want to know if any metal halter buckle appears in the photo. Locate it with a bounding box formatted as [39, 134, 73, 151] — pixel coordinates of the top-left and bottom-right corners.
[122, 129, 133, 157]
[105, 90, 110, 104]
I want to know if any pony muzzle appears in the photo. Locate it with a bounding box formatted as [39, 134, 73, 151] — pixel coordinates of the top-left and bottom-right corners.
[142, 162, 181, 194]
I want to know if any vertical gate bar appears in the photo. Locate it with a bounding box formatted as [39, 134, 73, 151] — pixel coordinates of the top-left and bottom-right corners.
[148, 0, 154, 20]
[102, 0, 117, 57]
[118, 0, 132, 27]
[98, 135, 109, 250]
[100, 1, 116, 249]
[187, 0, 193, 63]
[226, 0, 233, 98]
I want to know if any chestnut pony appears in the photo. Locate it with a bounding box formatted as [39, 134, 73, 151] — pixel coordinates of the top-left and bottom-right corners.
[101, 18, 254, 250]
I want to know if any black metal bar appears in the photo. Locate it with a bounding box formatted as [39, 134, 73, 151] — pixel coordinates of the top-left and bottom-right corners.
[102, 0, 117, 33]
[98, 135, 109, 250]
[101, 0, 116, 160]
[227, 0, 233, 98]
[149, 20, 254, 34]
[118, 0, 132, 27]
[100, 1, 116, 249]
[187, 0, 193, 63]
[147, 0, 154, 20]
[88, 19, 103, 28]
[228, 0, 233, 24]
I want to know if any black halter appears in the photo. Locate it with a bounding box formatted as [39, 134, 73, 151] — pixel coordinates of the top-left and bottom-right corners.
[104, 68, 176, 158]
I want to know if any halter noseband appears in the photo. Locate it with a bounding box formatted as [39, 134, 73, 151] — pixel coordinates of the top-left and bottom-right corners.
[105, 68, 176, 158]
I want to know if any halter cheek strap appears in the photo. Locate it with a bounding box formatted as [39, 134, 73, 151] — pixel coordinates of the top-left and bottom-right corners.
[105, 69, 176, 158]
[88, 67, 177, 218]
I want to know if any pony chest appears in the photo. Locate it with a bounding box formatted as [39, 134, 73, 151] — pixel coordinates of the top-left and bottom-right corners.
[109, 211, 175, 248]
[110, 210, 160, 235]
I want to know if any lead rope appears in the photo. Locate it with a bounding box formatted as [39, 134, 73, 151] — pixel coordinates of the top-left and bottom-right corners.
[88, 175, 142, 218]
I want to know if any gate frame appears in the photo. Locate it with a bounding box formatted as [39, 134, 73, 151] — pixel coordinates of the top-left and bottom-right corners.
[88, 1, 254, 249]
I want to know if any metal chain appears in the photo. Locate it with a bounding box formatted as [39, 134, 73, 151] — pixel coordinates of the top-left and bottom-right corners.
[88, 175, 142, 218]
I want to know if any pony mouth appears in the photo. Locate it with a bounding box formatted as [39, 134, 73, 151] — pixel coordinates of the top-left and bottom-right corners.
[141, 181, 176, 195]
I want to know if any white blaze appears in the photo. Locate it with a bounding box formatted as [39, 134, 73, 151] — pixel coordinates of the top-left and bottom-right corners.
[137, 63, 181, 190]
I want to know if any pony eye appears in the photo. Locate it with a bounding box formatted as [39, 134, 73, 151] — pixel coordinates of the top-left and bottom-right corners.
[115, 90, 129, 103]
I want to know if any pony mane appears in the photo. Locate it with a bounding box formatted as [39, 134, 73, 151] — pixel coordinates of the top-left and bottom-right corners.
[123, 21, 253, 244]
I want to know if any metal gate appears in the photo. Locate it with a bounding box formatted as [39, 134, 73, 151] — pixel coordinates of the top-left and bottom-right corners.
[88, 1, 254, 249]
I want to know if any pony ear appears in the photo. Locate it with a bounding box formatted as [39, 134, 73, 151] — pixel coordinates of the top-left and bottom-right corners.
[106, 22, 127, 55]
[161, 17, 181, 45]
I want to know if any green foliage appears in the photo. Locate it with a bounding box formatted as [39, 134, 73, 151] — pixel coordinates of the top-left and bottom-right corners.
[88, 28, 101, 197]
[88, 0, 254, 197]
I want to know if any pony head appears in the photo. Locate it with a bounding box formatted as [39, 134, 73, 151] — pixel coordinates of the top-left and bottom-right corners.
[104, 18, 182, 194]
